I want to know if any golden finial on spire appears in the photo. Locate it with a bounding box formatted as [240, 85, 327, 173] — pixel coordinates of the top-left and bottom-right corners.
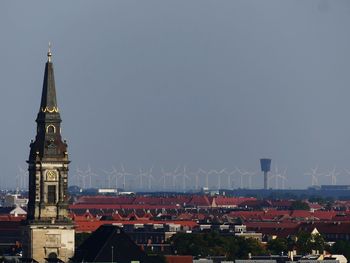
[47, 42, 52, 62]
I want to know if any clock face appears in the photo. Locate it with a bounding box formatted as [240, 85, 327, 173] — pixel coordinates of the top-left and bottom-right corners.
[46, 170, 58, 181]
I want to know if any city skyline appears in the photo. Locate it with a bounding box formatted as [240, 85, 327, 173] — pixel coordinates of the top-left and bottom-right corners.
[1, 1, 350, 188]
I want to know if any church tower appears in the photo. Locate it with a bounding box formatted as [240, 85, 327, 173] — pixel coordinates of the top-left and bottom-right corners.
[22, 47, 75, 262]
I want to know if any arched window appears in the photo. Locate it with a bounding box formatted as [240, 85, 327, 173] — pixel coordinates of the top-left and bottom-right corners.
[46, 125, 56, 134]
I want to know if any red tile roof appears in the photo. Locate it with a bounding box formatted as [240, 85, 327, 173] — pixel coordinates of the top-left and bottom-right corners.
[69, 204, 179, 210]
[76, 196, 135, 204]
[214, 196, 256, 206]
[74, 220, 198, 232]
[187, 195, 211, 207]
[165, 255, 193, 263]
[299, 222, 350, 235]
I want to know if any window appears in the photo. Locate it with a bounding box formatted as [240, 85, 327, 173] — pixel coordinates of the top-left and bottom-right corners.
[46, 125, 56, 134]
[47, 185, 56, 204]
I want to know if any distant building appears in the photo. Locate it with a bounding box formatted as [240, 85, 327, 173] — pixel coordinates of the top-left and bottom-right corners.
[320, 185, 350, 191]
[0, 206, 27, 216]
[3, 194, 28, 207]
[234, 225, 262, 241]
[97, 188, 118, 194]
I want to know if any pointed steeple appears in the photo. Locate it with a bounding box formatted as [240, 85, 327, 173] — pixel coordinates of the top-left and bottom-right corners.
[30, 45, 67, 159]
[39, 43, 59, 116]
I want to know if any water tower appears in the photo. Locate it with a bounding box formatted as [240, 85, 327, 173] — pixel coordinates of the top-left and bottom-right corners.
[260, 158, 271, 190]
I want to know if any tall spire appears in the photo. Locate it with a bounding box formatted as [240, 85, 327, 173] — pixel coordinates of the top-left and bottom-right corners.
[38, 43, 59, 117]
[31, 46, 66, 159]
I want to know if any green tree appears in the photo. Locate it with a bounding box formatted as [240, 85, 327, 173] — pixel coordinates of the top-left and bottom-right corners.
[296, 231, 325, 254]
[170, 233, 208, 257]
[331, 240, 350, 260]
[169, 233, 266, 260]
[291, 200, 310, 210]
[267, 238, 288, 255]
[227, 237, 266, 259]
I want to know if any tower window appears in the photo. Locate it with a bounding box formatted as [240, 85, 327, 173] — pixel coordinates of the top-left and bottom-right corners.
[46, 125, 56, 134]
[47, 185, 56, 204]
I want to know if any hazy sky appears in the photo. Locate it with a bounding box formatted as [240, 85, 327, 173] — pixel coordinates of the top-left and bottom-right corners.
[1, 1, 350, 190]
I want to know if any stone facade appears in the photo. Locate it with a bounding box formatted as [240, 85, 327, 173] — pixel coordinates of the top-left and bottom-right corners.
[22, 223, 74, 262]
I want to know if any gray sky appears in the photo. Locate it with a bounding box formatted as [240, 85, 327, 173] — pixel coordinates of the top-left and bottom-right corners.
[1, 0, 350, 190]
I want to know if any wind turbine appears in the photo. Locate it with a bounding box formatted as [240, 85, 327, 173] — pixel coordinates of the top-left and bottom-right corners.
[111, 166, 120, 189]
[276, 168, 287, 189]
[117, 164, 132, 190]
[204, 169, 209, 189]
[305, 166, 322, 187]
[172, 166, 180, 190]
[146, 166, 155, 190]
[137, 168, 148, 190]
[86, 165, 98, 188]
[225, 169, 237, 189]
[103, 166, 122, 189]
[180, 166, 191, 191]
[208, 169, 226, 190]
[75, 167, 88, 189]
[236, 168, 248, 189]
[325, 167, 339, 185]
[71, 166, 80, 186]
[246, 170, 258, 189]
[269, 166, 287, 189]
[344, 168, 350, 184]
[190, 168, 207, 190]
[267, 166, 278, 189]
[16, 166, 28, 190]
[160, 168, 173, 190]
